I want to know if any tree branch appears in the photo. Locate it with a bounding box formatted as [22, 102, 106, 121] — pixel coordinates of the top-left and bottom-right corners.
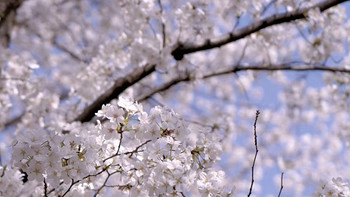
[247, 110, 260, 197]
[74, 64, 156, 122]
[3, 110, 25, 129]
[205, 64, 350, 78]
[171, 0, 348, 60]
[137, 64, 350, 102]
[278, 172, 284, 197]
[0, 0, 24, 47]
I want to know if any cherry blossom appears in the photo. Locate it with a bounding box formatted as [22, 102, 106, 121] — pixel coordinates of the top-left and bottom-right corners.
[1, 0, 350, 196]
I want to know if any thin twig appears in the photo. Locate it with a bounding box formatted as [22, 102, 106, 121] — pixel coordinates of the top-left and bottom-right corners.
[103, 139, 152, 162]
[93, 170, 119, 197]
[61, 179, 75, 197]
[60, 166, 111, 196]
[116, 132, 123, 156]
[125, 139, 152, 158]
[278, 172, 284, 197]
[171, 0, 348, 60]
[247, 110, 260, 197]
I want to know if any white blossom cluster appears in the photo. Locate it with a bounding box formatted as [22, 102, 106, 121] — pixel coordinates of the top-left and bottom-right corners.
[0, 165, 45, 196]
[314, 177, 350, 197]
[0, 166, 24, 196]
[10, 97, 229, 196]
[1, 0, 350, 196]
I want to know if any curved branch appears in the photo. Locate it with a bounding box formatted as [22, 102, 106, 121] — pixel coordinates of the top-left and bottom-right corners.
[74, 64, 156, 122]
[138, 64, 350, 102]
[171, 0, 348, 60]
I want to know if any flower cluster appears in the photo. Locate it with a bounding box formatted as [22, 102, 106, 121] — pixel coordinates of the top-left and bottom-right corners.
[0, 165, 43, 196]
[11, 128, 99, 195]
[314, 177, 350, 197]
[10, 97, 229, 196]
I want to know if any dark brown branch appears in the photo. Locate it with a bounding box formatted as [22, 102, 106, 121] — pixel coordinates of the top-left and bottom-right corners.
[171, 0, 348, 60]
[137, 64, 350, 102]
[43, 178, 48, 197]
[247, 110, 260, 197]
[74, 64, 156, 122]
[278, 172, 284, 197]
[0, 0, 24, 47]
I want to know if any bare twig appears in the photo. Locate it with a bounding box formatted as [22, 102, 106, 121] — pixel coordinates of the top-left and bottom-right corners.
[103, 139, 152, 162]
[60, 166, 112, 196]
[73, 64, 156, 122]
[278, 172, 284, 197]
[137, 63, 350, 102]
[116, 132, 123, 156]
[125, 139, 152, 158]
[247, 110, 260, 197]
[171, 0, 348, 60]
[93, 170, 119, 197]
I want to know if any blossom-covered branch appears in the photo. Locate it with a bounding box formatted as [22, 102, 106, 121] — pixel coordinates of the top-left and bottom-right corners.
[73, 64, 156, 122]
[171, 0, 348, 60]
[74, 0, 348, 123]
[9, 98, 228, 196]
[2, 0, 350, 196]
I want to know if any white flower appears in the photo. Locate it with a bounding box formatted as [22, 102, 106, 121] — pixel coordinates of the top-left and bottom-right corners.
[102, 121, 119, 140]
[118, 96, 142, 113]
